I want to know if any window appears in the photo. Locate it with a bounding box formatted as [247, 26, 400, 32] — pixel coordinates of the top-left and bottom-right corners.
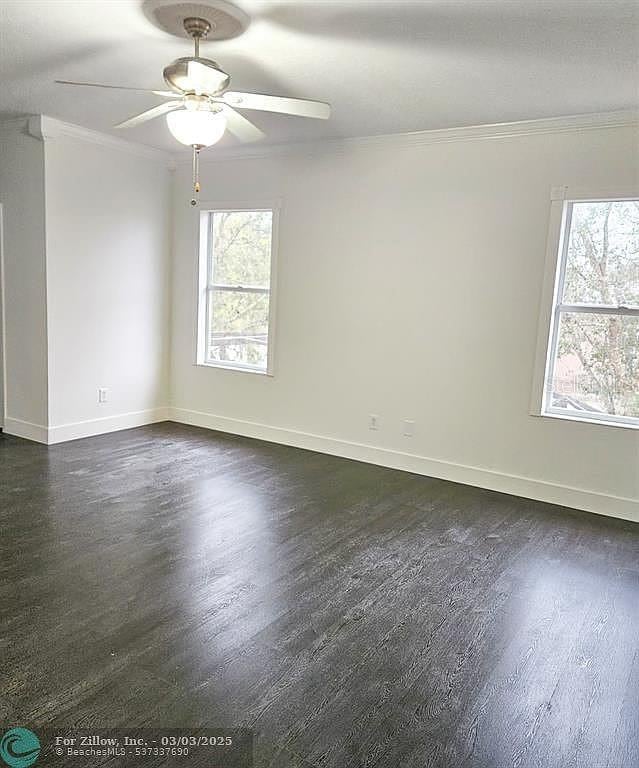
[540, 197, 639, 428]
[198, 208, 277, 374]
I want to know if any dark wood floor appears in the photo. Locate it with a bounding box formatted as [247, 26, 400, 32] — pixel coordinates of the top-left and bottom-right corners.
[1, 422, 638, 767]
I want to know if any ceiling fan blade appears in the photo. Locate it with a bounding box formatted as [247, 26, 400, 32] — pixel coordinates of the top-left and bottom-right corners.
[115, 100, 183, 129]
[222, 91, 331, 120]
[222, 106, 265, 143]
[55, 80, 175, 97]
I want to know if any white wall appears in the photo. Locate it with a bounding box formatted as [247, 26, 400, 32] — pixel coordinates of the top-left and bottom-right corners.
[44, 134, 172, 441]
[0, 126, 49, 437]
[2, 114, 636, 521]
[170, 123, 639, 521]
[0, 118, 172, 443]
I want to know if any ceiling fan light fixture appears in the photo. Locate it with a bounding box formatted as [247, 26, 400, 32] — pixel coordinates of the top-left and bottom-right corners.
[166, 107, 227, 147]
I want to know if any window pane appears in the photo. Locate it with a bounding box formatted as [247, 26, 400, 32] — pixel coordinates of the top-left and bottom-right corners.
[207, 290, 269, 369]
[210, 210, 272, 287]
[562, 201, 639, 306]
[549, 312, 639, 419]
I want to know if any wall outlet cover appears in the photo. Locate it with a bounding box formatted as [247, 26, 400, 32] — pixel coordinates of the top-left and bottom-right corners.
[402, 419, 415, 437]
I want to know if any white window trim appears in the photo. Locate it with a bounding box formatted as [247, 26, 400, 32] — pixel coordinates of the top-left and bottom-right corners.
[195, 200, 281, 376]
[530, 184, 639, 430]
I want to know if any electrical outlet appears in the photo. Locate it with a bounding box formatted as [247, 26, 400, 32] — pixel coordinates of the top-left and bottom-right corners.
[402, 419, 415, 437]
[98, 387, 108, 404]
[369, 414, 380, 431]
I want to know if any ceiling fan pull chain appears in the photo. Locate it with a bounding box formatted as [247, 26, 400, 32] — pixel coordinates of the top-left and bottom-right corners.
[191, 145, 201, 206]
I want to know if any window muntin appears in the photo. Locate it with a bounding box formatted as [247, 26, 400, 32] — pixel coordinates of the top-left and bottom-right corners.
[201, 209, 274, 373]
[543, 200, 639, 426]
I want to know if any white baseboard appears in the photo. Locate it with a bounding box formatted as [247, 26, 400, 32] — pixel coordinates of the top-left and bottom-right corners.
[47, 407, 170, 444]
[4, 407, 170, 445]
[169, 407, 639, 525]
[3, 417, 49, 444]
[5, 405, 636, 524]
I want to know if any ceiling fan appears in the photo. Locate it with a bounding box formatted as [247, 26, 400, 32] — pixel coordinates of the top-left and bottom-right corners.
[56, 15, 331, 203]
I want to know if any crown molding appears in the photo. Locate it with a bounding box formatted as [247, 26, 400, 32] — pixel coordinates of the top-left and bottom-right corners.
[0, 116, 31, 134]
[27, 115, 58, 141]
[16, 114, 174, 166]
[4, 109, 636, 169]
[176, 108, 639, 166]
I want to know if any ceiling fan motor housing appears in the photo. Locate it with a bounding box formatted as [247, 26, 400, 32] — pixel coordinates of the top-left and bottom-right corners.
[163, 57, 230, 94]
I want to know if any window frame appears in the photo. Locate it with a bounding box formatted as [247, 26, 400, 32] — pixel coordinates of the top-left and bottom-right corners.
[531, 185, 639, 430]
[195, 202, 280, 376]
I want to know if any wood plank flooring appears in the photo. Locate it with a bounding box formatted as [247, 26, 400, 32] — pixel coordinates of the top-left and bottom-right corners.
[1, 422, 638, 767]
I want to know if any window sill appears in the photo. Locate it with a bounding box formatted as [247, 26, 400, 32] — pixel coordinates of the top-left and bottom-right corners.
[195, 361, 273, 377]
[534, 410, 639, 431]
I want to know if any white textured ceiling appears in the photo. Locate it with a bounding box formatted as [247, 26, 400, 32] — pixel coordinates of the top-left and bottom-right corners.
[0, 0, 637, 152]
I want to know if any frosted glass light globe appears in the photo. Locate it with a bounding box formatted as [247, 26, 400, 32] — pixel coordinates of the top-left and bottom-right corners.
[166, 108, 226, 147]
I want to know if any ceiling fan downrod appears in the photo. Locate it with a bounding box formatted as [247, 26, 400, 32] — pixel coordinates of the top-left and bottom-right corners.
[184, 18, 211, 206]
[183, 17, 212, 58]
